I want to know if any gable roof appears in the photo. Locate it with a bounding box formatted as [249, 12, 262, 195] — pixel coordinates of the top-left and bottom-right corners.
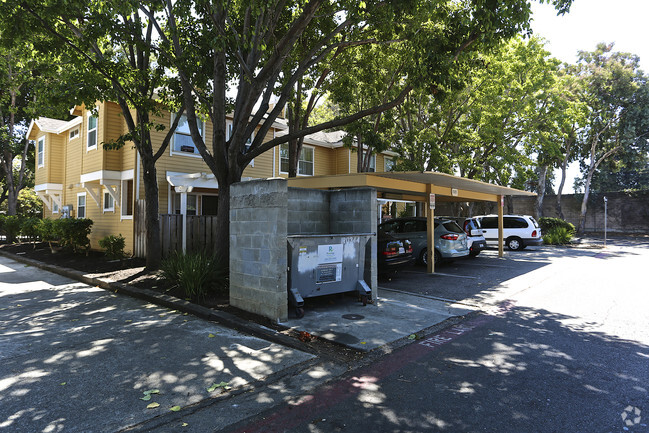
[26, 116, 82, 140]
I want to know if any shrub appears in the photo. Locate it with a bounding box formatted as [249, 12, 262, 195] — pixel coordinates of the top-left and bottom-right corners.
[99, 234, 127, 260]
[160, 251, 228, 300]
[538, 217, 575, 235]
[57, 218, 93, 253]
[37, 218, 61, 252]
[542, 226, 573, 245]
[2, 215, 22, 243]
[20, 217, 41, 245]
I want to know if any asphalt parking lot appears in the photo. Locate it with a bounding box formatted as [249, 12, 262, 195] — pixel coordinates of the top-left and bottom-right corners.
[377, 238, 635, 306]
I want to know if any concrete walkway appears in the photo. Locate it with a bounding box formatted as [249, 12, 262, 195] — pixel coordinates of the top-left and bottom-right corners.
[0, 256, 315, 433]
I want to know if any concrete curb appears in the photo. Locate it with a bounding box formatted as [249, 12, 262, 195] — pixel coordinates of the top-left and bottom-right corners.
[0, 249, 312, 354]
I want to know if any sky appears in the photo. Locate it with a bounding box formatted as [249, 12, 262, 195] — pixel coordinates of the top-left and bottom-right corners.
[528, 0, 649, 192]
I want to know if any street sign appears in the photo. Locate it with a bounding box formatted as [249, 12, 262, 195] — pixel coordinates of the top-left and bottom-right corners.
[429, 193, 435, 210]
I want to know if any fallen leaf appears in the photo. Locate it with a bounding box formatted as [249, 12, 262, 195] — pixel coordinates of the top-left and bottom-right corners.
[208, 333, 216, 338]
[144, 389, 160, 395]
[140, 395, 152, 401]
[360, 342, 367, 345]
[146, 402, 160, 409]
[182, 423, 188, 427]
[170, 406, 181, 412]
[207, 381, 231, 392]
[125, 320, 133, 323]
[408, 334, 417, 340]
[60, 382, 67, 386]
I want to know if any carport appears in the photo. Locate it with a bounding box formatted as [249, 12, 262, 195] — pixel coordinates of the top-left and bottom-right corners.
[288, 171, 537, 273]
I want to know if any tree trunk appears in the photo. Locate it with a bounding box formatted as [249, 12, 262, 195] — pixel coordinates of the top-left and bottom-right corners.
[535, 164, 547, 220]
[577, 166, 595, 235]
[141, 156, 162, 271]
[555, 159, 567, 220]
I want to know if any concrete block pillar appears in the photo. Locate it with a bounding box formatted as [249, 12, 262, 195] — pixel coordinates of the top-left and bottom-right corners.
[230, 179, 288, 322]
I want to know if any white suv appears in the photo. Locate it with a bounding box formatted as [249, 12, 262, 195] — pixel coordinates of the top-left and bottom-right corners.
[475, 215, 543, 251]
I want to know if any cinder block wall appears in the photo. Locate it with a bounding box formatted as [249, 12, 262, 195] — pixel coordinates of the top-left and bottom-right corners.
[329, 188, 378, 300]
[230, 179, 288, 321]
[287, 188, 330, 235]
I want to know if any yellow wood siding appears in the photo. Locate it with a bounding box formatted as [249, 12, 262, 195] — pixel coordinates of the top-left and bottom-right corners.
[335, 148, 350, 174]
[242, 128, 275, 178]
[103, 101, 124, 171]
[313, 145, 335, 176]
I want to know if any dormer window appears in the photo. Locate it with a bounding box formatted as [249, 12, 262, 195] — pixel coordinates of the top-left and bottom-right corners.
[37, 136, 45, 168]
[70, 129, 79, 140]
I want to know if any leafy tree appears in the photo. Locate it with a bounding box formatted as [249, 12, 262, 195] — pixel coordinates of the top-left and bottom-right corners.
[152, 0, 568, 266]
[571, 44, 649, 233]
[3, 1, 186, 270]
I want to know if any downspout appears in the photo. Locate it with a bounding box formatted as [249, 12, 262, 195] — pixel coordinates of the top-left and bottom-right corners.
[272, 129, 276, 177]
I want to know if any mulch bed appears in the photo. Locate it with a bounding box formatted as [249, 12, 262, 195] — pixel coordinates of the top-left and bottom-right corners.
[0, 242, 229, 309]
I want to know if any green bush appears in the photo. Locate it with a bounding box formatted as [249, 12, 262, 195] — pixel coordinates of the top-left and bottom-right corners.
[542, 226, 573, 245]
[57, 218, 93, 253]
[539, 217, 575, 235]
[20, 217, 41, 244]
[160, 251, 228, 300]
[1, 215, 22, 243]
[37, 218, 60, 251]
[99, 234, 127, 260]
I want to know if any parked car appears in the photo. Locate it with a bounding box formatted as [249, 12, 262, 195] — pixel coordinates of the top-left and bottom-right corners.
[378, 217, 469, 265]
[377, 232, 414, 273]
[475, 214, 543, 250]
[445, 217, 487, 257]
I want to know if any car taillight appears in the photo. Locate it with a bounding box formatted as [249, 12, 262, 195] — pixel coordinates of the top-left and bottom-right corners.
[440, 234, 459, 240]
[532, 230, 537, 237]
[382, 244, 398, 257]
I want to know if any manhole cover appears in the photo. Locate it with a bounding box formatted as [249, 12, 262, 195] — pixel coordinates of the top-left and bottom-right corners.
[342, 314, 364, 321]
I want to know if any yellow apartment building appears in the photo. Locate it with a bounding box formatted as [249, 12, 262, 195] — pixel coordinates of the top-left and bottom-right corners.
[28, 101, 398, 256]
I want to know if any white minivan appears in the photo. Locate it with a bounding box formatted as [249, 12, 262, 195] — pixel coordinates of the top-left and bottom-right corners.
[475, 215, 543, 250]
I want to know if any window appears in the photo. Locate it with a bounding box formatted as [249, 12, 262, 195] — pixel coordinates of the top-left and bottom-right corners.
[37, 136, 45, 168]
[103, 190, 114, 212]
[384, 157, 395, 172]
[173, 193, 197, 215]
[69, 129, 79, 140]
[52, 201, 59, 214]
[368, 154, 376, 172]
[121, 179, 134, 218]
[87, 113, 98, 150]
[77, 193, 86, 218]
[172, 114, 203, 155]
[279, 144, 314, 176]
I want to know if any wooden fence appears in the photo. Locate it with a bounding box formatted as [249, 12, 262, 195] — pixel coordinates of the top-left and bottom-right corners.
[134, 202, 220, 258]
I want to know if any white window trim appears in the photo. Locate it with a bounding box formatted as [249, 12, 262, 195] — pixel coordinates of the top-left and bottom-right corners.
[77, 192, 87, 219]
[69, 129, 79, 140]
[37, 136, 45, 168]
[384, 156, 394, 172]
[280, 144, 314, 176]
[87, 112, 98, 151]
[103, 189, 115, 213]
[170, 113, 205, 158]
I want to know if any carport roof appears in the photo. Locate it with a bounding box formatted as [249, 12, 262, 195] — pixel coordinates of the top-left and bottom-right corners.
[287, 171, 536, 203]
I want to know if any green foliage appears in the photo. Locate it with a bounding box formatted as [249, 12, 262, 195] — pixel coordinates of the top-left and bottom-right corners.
[57, 218, 93, 253]
[538, 217, 575, 235]
[160, 251, 228, 300]
[20, 217, 40, 243]
[0, 215, 21, 243]
[542, 227, 574, 245]
[98, 234, 127, 260]
[36, 218, 59, 249]
[16, 189, 43, 217]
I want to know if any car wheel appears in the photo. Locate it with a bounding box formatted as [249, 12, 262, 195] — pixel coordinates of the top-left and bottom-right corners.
[507, 236, 524, 251]
[434, 249, 442, 264]
[469, 250, 480, 257]
[420, 249, 428, 266]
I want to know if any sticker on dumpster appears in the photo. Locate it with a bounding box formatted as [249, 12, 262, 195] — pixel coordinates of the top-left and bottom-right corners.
[317, 263, 342, 283]
[318, 244, 343, 264]
[299, 246, 307, 256]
